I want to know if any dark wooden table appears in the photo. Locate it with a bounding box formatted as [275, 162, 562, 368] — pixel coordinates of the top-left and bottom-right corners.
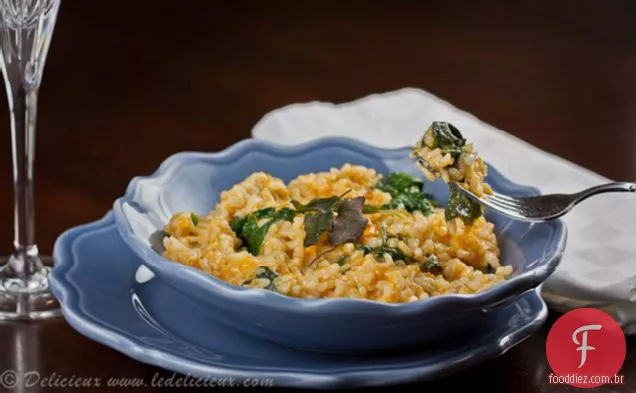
[0, 1, 634, 392]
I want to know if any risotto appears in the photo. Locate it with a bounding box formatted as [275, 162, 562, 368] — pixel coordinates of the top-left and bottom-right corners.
[412, 121, 494, 225]
[411, 121, 492, 197]
[161, 123, 512, 303]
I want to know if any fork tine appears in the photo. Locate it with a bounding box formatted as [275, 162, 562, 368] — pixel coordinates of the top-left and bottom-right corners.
[488, 198, 524, 214]
[490, 192, 519, 203]
[449, 183, 527, 217]
[489, 193, 522, 209]
[492, 206, 529, 220]
[487, 194, 526, 212]
[483, 197, 529, 217]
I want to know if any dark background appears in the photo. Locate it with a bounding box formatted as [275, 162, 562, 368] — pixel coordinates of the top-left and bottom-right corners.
[0, 1, 634, 392]
[0, 0, 633, 256]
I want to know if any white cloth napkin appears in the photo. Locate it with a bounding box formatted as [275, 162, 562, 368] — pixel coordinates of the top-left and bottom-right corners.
[252, 87, 636, 334]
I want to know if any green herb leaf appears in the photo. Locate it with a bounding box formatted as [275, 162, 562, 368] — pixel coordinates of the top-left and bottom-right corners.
[381, 192, 433, 215]
[230, 207, 297, 255]
[356, 231, 410, 263]
[190, 213, 200, 226]
[445, 186, 483, 225]
[376, 172, 424, 195]
[429, 121, 466, 159]
[255, 266, 278, 290]
[290, 192, 374, 251]
[374, 245, 408, 262]
[375, 172, 435, 214]
[276, 207, 296, 222]
[253, 207, 276, 219]
[420, 254, 443, 275]
[303, 211, 333, 247]
[292, 196, 342, 214]
[240, 215, 271, 255]
[329, 197, 368, 246]
[294, 194, 369, 248]
[292, 196, 344, 247]
[230, 216, 246, 233]
[360, 244, 409, 262]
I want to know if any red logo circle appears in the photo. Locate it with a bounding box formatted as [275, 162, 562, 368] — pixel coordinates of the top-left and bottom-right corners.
[546, 308, 626, 388]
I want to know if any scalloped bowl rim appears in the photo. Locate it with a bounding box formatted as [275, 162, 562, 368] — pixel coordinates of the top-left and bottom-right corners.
[112, 137, 567, 315]
[50, 212, 549, 388]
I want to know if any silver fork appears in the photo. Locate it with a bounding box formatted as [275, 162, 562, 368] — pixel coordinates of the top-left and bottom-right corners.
[450, 181, 636, 222]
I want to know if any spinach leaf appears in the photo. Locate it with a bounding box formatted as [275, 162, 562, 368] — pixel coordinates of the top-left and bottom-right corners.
[190, 213, 200, 226]
[276, 207, 296, 222]
[376, 172, 424, 195]
[382, 192, 433, 215]
[375, 245, 409, 262]
[357, 243, 409, 262]
[230, 207, 280, 233]
[328, 197, 368, 246]
[243, 266, 279, 290]
[375, 172, 435, 214]
[239, 215, 272, 255]
[429, 121, 466, 159]
[229, 216, 246, 233]
[303, 210, 334, 247]
[445, 186, 483, 225]
[419, 254, 443, 275]
[255, 266, 278, 290]
[230, 207, 296, 255]
[355, 228, 410, 263]
[253, 207, 276, 218]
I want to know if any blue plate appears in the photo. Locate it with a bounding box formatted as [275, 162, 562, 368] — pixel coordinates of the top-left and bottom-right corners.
[51, 213, 548, 389]
[112, 137, 566, 353]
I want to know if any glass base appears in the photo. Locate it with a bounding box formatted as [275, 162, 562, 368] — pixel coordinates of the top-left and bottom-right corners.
[0, 255, 61, 320]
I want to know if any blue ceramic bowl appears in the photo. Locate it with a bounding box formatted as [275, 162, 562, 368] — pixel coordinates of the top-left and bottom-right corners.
[50, 212, 549, 389]
[113, 138, 566, 354]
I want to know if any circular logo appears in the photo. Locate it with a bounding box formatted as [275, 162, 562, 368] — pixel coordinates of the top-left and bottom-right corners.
[546, 308, 626, 388]
[0, 370, 18, 389]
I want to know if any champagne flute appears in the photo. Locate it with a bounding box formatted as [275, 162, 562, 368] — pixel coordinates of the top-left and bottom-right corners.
[0, 0, 61, 319]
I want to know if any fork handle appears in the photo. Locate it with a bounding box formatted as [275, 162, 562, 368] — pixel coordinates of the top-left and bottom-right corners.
[575, 181, 636, 201]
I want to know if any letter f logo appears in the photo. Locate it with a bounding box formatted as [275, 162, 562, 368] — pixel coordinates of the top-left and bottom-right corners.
[572, 324, 602, 368]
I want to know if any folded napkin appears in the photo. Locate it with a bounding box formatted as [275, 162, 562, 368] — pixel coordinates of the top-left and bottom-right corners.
[252, 88, 636, 334]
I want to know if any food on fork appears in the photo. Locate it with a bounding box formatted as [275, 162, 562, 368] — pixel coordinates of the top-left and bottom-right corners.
[412, 121, 491, 225]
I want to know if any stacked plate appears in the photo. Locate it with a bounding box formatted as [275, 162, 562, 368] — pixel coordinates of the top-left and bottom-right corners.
[51, 138, 566, 389]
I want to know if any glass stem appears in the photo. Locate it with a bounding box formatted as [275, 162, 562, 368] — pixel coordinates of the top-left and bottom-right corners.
[7, 83, 41, 278]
